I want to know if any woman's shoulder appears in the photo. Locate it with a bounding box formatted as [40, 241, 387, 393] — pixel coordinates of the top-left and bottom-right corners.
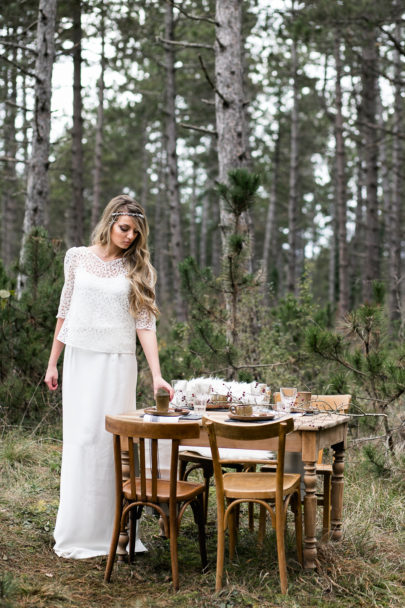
[64, 246, 88, 265]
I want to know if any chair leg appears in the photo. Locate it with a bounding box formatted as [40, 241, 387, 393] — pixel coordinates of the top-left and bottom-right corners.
[179, 458, 187, 481]
[169, 505, 179, 590]
[202, 464, 212, 523]
[258, 504, 267, 547]
[275, 508, 288, 594]
[228, 504, 237, 560]
[104, 498, 123, 582]
[322, 473, 332, 542]
[128, 509, 136, 562]
[191, 494, 207, 569]
[292, 490, 303, 565]
[248, 502, 254, 532]
[216, 518, 226, 592]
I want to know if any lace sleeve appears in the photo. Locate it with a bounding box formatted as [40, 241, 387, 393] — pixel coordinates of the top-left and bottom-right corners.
[135, 307, 156, 331]
[56, 248, 78, 318]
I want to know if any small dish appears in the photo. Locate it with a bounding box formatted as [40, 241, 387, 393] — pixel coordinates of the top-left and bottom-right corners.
[144, 407, 190, 417]
[227, 411, 276, 422]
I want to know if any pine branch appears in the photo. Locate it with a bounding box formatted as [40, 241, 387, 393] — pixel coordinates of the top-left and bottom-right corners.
[179, 122, 217, 135]
[0, 40, 37, 54]
[169, 1, 218, 25]
[198, 54, 229, 106]
[156, 36, 214, 51]
[0, 53, 37, 79]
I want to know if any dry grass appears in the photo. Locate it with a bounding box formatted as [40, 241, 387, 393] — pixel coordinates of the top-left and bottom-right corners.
[0, 429, 404, 608]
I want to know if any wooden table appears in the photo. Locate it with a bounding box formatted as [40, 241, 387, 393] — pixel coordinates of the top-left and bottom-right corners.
[116, 409, 349, 569]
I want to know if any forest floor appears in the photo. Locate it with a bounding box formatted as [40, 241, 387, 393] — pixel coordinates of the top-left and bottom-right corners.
[0, 428, 404, 608]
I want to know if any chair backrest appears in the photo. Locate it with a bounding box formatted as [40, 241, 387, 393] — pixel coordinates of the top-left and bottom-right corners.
[310, 394, 351, 412]
[105, 416, 200, 503]
[203, 417, 294, 500]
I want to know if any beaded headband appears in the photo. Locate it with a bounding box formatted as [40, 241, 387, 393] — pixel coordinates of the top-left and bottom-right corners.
[111, 211, 144, 219]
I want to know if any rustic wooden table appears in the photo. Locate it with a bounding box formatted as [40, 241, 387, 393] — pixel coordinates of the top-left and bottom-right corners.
[113, 409, 349, 569]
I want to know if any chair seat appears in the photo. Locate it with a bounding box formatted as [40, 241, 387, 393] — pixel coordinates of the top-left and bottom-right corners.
[223, 472, 301, 499]
[123, 478, 205, 502]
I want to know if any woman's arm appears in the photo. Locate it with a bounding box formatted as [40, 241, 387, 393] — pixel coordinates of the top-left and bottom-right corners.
[136, 329, 174, 399]
[44, 318, 65, 391]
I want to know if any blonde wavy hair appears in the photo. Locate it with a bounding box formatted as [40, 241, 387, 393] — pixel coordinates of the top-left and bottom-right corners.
[91, 194, 159, 319]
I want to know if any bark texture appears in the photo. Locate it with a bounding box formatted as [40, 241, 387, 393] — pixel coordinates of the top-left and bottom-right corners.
[1, 52, 18, 267]
[361, 27, 379, 301]
[262, 116, 281, 301]
[287, 37, 299, 294]
[334, 34, 349, 317]
[163, 0, 185, 320]
[91, 4, 105, 229]
[215, 0, 250, 246]
[67, 0, 84, 246]
[18, 0, 56, 293]
[389, 21, 403, 325]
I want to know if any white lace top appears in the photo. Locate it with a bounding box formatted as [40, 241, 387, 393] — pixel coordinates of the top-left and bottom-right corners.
[57, 247, 156, 354]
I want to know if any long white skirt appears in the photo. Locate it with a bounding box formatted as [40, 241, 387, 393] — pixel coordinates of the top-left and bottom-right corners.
[54, 346, 139, 559]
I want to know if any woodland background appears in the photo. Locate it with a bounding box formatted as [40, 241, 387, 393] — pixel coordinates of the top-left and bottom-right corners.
[1, 0, 404, 439]
[0, 3, 404, 606]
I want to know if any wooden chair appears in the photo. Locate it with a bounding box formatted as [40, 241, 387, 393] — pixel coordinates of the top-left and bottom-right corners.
[179, 449, 259, 526]
[104, 416, 207, 590]
[263, 394, 351, 540]
[204, 417, 302, 594]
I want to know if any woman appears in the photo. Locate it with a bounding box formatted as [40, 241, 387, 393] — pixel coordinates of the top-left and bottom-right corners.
[45, 194, 173, 559]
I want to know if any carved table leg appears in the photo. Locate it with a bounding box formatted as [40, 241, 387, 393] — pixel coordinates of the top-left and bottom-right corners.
[303, 460, 317, 569]
[331, 443, 345, 541]
[117, 449, 130, 562]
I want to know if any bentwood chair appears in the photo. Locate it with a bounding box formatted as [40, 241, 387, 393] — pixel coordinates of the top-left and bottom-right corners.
[263, 394, 351, 540]
[104, 416, 207, 590]
[204, 416, 302, 594]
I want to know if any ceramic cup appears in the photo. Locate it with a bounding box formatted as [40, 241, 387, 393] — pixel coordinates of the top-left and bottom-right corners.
[156, 388, 170, 413]
[230, 404, 253, 416]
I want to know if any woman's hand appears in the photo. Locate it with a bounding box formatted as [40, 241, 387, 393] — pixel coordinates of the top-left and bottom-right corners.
[153, 376, 174, 400]
[45, 366, 59, 391]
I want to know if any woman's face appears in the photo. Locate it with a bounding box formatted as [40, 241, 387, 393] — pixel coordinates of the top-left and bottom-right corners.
[110, 215, 139, 251]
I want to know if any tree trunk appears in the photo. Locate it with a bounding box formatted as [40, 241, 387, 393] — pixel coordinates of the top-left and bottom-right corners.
[17, 0, 57, 294]
[214, 0, 250, 247]
[1, 46, 18, 268]
[190, 161, 197, 261]
[155, 143, 170, 309]
[287, 36, 299, 294]
[361, 27, 379, 301]
[328, 197, 336, 306]
[140, 123, 149, 210]
[67, 0, 84, 246]
[334, 33, 349, 317]
[200, 193, 209, 267]
[262, 115, 281, 302]
[350, 154, 365, 307]
[389, 21, 403, 325]
[91, 3, 105, 230]
[377, 91, 391, 273]
[163, 0, 185, 320]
